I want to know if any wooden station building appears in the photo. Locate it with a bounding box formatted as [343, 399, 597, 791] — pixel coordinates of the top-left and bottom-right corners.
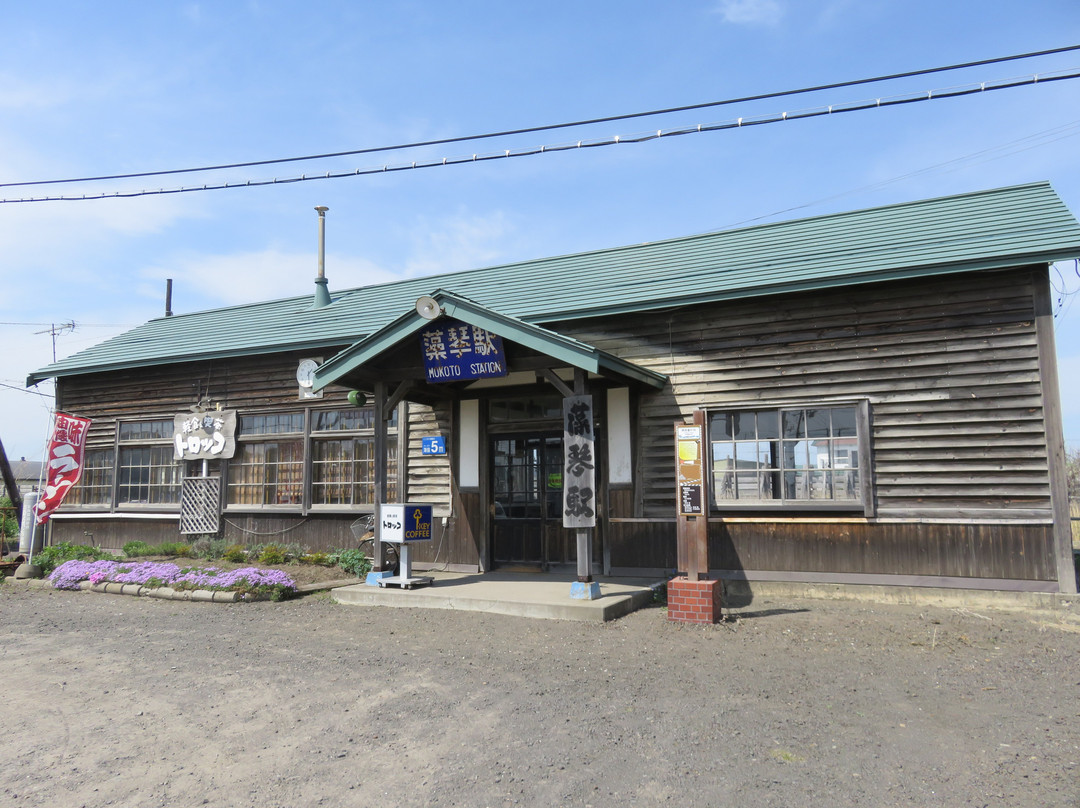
[29, 182, 1080, 595]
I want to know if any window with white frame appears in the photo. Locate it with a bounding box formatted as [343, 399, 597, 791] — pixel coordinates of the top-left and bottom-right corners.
[65, 448, 114, 507]
[227, 412, 305, 507]
[310, 408, 398, 507]
[709, 404, 864, 509]
[117, 419, 181, 506]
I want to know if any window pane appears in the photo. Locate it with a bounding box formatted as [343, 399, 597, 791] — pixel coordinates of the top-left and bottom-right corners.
[831, 407, 857, 438]
[310, 436, 397, 506]
[807, 441, 830, 469]
[757, 411, 779, 440]
[712, 441, 736, 466]
[711, 413, 735, 440]
[784, 439, 810, 469]
[806, 408, 831, 438]
[311, 407, 396, 431]
[118, 446, 180, 504]
[732, 412, 756, 441]
[489, 396, 562, 422]
[227, 439, 304, 505]
[712, 405, 862, 508]
[782, 410, 805, 439]
[65, 449, 114, 506]
[118, 419, 173, 441]
[240, 413, 304, 436]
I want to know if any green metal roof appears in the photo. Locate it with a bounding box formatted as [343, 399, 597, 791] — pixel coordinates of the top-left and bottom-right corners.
[311, 290, 669, 391]
[29, 181, 1080, 384]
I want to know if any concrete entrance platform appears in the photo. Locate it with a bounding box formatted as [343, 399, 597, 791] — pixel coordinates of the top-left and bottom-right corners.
[331, 571, 661, 622]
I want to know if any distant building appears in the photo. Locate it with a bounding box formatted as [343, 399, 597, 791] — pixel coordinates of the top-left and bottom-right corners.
[12, 459, 42, 496]
[27, 182, 1080, 595]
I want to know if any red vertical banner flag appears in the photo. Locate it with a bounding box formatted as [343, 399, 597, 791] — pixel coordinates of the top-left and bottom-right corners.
[34, 412, 92, 524]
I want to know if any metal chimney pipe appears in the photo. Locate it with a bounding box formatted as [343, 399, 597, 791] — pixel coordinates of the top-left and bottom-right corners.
[165, 278, 174, 317]
[313, 206, 331, 308]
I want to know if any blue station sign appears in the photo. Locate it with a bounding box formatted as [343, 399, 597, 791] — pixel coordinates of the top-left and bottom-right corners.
[421, 319, 508, 383]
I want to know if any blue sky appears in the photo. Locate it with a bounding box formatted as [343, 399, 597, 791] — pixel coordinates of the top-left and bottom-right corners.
[2, 1, 1080, 462]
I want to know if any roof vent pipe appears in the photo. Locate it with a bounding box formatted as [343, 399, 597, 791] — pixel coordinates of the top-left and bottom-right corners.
[165, 278, 173, 317]
[312, 206, 331, 309]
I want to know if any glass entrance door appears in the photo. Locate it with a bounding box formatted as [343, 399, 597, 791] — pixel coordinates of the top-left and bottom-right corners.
[491, 434, 575, 569]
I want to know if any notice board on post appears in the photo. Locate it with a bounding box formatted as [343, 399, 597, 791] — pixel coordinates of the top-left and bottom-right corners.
[675, 411, 710, 580]
[676, 424, 704, 516]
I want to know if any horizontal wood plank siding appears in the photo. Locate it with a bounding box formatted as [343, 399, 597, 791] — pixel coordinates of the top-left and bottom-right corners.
[558, 267, 1054, 522]
[404, 402, 452, 515]
[604, 518, 1056, 582]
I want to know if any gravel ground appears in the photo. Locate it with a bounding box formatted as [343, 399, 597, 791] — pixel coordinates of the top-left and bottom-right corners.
[1, 583, 1078, 808]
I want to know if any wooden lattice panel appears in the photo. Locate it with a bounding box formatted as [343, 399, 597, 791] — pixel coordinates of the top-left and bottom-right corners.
[180, 476, 222, 535]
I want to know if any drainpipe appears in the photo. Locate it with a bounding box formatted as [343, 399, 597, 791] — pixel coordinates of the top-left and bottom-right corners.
[313, 206, 331, 309]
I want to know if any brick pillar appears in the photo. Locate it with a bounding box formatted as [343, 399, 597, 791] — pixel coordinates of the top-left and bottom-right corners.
[667, 576, 723, 624]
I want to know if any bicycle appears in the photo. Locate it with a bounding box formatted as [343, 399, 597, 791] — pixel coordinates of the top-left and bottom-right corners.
[350, 514, 399, 574]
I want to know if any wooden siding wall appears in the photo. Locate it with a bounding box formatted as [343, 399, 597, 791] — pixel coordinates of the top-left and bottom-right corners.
[563, 267, 1054, 522]
[404, 402, 453, 515]
[54, 349, 465, 556]
[60, 349, 350, 451]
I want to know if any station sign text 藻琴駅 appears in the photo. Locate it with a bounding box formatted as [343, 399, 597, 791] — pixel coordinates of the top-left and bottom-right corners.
[421, 319, 507, 383]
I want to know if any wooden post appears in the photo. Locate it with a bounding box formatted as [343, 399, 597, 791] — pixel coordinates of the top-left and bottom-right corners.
[372, 379, 388, 572]
[566, 369, 600, 599]
[670, 409, 721, 623]
[675, 409, 709, 580]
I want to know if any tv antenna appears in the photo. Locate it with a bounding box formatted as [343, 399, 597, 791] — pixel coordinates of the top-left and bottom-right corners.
[35, 321, 75, 362]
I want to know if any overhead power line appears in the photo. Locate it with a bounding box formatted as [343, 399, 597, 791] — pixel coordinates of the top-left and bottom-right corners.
[3, 68, 1078, 205]
[2, 44, 1078, 191]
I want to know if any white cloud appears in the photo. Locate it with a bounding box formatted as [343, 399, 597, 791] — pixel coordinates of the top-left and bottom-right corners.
[713, 0, 784, 26]
[401, 210, 516, 278]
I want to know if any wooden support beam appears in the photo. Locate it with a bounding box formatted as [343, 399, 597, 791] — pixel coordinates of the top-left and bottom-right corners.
[539, 368, 574, 398]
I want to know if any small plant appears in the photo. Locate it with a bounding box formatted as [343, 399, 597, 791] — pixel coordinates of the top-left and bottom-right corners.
[33, 542, 114, 574]
[651, 581, 668, 606]
[300, 551, 332, 566]
[156, 541, 193, 557]
[123, 540, 153, 558]
[222, 544, 248, 563]
[330, 548, 372, 577]
[1, 496, 19, 541]
[257, 544, 287, 565]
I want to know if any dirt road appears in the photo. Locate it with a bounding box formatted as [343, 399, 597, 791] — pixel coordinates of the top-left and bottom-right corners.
[1, 584, 1078, 807]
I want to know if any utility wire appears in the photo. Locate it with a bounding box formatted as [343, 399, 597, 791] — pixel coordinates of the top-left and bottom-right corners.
[0, 381, 52, 398]
[720, 118, 1080, 229]
[2, 43, 1078, 190]
[3, 68, 1078, 205]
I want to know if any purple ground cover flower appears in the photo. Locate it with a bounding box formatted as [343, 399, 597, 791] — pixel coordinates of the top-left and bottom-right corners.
[48, 559, 297, 594]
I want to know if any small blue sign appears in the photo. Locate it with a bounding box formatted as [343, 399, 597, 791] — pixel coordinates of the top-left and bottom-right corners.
[422, 436, 447, 456]
[421, 319, 508, 383]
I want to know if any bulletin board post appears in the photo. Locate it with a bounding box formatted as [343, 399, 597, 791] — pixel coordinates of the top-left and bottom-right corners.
[671, 410, 722, 624]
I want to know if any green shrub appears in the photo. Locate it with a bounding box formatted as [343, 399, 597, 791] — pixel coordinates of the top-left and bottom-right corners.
[330, 548, 372, 577]
[34, 542, 114, 574]
[1, 497, 19, 540]
[257, 544, 287, 565]
[190, 537, 228, 559]
[122, 540, 153, 558]
[155, 541, 193, 558]
[222, 544, 248, 563]
[300, 551, 332, 566]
